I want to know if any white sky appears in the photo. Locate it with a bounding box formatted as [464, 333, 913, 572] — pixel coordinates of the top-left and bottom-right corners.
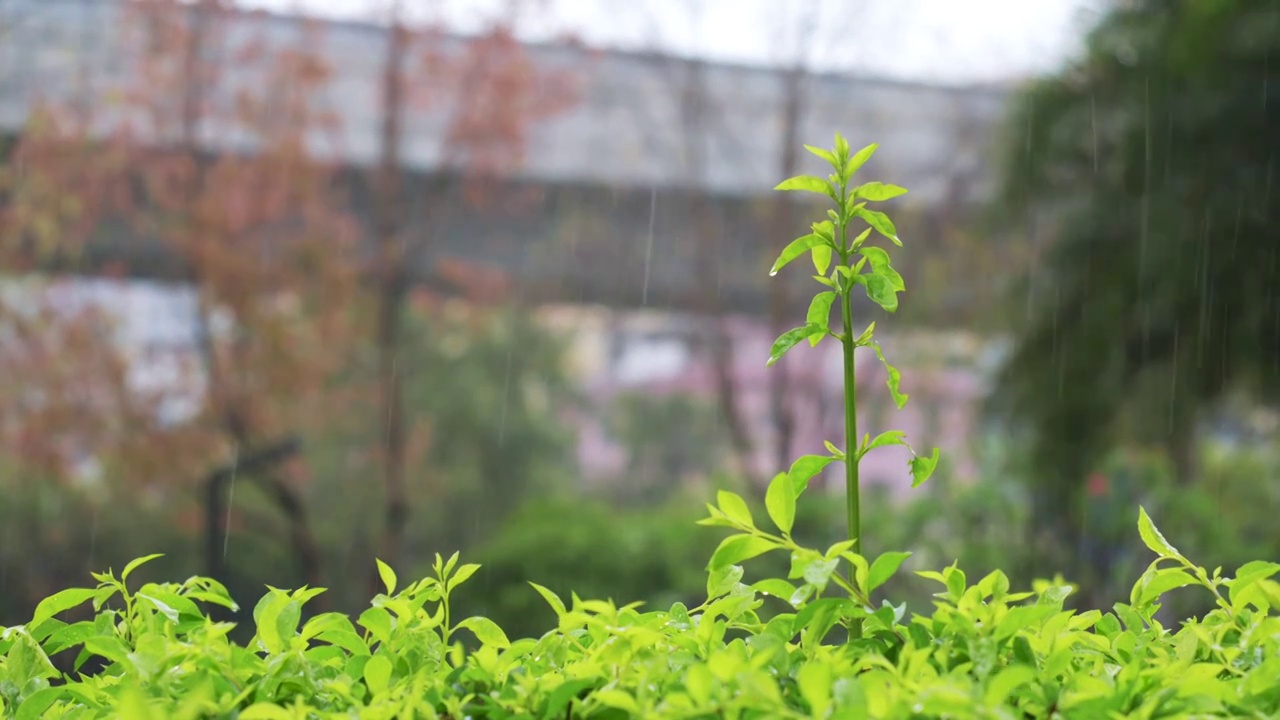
[239, 0, 1108, 85]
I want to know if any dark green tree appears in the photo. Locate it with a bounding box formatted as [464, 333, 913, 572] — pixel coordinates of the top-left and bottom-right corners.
[989, 0, 1280, 572]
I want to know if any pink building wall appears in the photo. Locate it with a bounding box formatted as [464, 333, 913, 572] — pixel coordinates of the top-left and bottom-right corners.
[539, 306, 999, 498]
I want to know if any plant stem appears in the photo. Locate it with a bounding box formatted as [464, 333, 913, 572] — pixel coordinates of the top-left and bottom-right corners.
[840, 283, 860, 563]
[840, 243, 863, 642]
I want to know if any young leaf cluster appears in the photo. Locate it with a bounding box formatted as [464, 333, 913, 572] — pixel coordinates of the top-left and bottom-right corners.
[767, 134, 907, 365]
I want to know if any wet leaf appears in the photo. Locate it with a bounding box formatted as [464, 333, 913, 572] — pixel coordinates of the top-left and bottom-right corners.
[375, 559, 397, 596]
[456, 616, 510, 649]
[1137, 507, 1183, 561]
[770, 233, 827, 275]
[867, 552, 912, 594]
[775, 175, 834, 198]
[910, 448, 940, 487]
[855, 182, 908, 202]
[709, 535, 777, 571]
[768, 325, 822, 366]
[806, 292, 836, 343]
[788, 454, 836, 494]
[765, 472, 797, 534]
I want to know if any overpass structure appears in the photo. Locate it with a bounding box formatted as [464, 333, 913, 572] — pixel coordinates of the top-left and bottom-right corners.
[0, 0, 1013, 315]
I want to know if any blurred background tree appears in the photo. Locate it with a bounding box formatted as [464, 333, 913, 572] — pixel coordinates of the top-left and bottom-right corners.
[987, 0, 1280, 599]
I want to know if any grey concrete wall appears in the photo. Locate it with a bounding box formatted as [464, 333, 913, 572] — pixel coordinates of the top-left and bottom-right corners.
[0, 0, 1012, 314]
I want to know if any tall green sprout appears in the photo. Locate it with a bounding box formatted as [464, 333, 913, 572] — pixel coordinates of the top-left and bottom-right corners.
[765, 134, 939, 558]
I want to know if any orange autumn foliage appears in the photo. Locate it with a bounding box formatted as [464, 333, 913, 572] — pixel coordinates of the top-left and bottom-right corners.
[0, 1, 358, 504]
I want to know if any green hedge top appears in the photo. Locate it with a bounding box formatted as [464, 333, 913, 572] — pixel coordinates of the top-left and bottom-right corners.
[2, 508, 1279, 719]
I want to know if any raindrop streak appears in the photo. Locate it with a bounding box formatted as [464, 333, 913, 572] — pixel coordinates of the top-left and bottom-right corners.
[642, 185, 656, 305]
[1198, 213, 1212, 369]
[1231, 196, 1243, 260]
[1053, 287, 1063, 398]
[1139, 76, 1151, 285]
[385, 356, 397, 453]
[88, 504, 99, 570]
[223, 444, 240, 561]
[1169, 325, 1179, 435]
[1091, 95, 1098, 175]
[498, 342, 513, 448]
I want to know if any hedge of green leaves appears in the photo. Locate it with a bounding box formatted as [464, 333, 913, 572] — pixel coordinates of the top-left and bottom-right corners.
[2, 506, 1279, 719]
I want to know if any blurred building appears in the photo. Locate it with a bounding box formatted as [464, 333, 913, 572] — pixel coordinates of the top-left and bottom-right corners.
[0, 0, 1014, 489]
[0, 0, 1010, 314]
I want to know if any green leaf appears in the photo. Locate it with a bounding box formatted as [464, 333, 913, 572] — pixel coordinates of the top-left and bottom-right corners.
[253, 590, 293, 655]
[1037, 584, 1073, 608]
[812, 220, 836, 242]
[770, 233, 827, 276]
[375, 559, 397, 596]
[945, 566, 967, 600]
[844, 229, 871, 254]
[697, 506, 738, 528]
[851, 325, 875, 351]
[768, 324, 822, 367]
[594, 689, 641, 714]
[984, 666, 1037, 706]
[1229, 561, 1280, 609]
[357, 606, 393, 646]
[802, 557, 840, 592]
[867, 552, 912, 594]
[121, 554, 164, 585]
[1134, 567, 1198, 607]
[709, 535, 778, 571]
[793, 597, 855, 646]
[846, 143, 877, 176]
[788, 454, 836, 494]
[303, 614, 368, 650]
[765, 472, 797, 534]
[804, 144, 838, 167]
[995, 604, 1058, 640]
[855, 182, 909, 201]
[864, 273, 899, 313]
[707, 563, 744, 599]
[775, 175, 834, 197]
[811, 244, 833, 276]
[1137, 507, 1183, 560]
[363, 655, 393, 696]
[239, 704, 294, 720]
[449, 563, 480, 590]
[684, 663, 714, 705]
[29, 588, 97, 629]
[528, 582, 567, 617]
[833, 134, 850, 163]
[910, 448, 940, 487]
[871, 342, 908, 408]
[796, 661, 833, 718]
[456, 616, 510, 648]
[15, 687, 64, 720]
[806, 292, 836, 344]
[863, 430, 906, 455]
[752, 578, 798, 601]
[716, 490, 755, 528]
[858, 247, 904, 290]
[853, 207, 901, 245]
[135, 592, 180, 624]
